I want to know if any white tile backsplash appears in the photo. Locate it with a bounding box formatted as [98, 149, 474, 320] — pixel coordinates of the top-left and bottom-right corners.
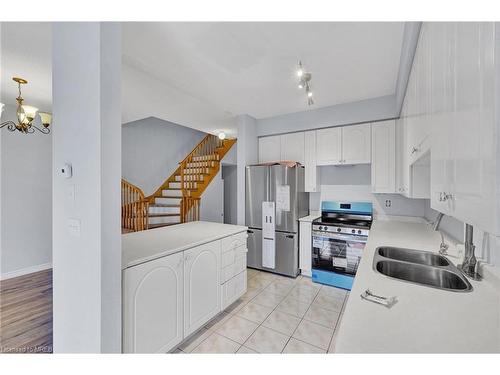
[310, 185, 427, 218]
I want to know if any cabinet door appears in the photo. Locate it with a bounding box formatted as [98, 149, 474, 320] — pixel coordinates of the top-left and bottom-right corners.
[371, 120, 395, 193]
[316, 127, 342, 165]
[184, 240, 221, 336]
[395, 117, 410, 196]
[430, 22, 454, 214]
[280, 132, 305, 164]
[342, 123, 371, 164]
[304, 131, 319, 192]
[299, 221, 312, 277]
[258, 135, 281, 163]
[123, 252, 183, 353]
[451, 22, 496, 233]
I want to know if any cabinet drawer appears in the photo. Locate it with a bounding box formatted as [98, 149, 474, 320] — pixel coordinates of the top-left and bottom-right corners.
[221, 244, 248, 269]
[221, 247, 247, 283]
[221, 232, 248, 253]
[221, 270, 247, 310]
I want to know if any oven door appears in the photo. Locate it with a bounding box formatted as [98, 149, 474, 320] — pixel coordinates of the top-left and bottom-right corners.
[311, 231, 367, 275]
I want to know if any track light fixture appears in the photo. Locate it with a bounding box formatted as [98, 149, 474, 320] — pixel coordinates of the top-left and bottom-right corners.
[296, 61, 314, 105]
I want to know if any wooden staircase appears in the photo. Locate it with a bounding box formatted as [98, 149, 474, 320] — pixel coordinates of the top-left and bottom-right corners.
[122, 134, 236, 232]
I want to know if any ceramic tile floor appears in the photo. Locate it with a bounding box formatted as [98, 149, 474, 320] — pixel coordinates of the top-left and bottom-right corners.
[175, 268, 349, 354]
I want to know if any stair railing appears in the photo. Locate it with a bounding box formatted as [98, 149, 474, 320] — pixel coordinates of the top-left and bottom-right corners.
[121, 178, 149, 232]
[179, 134, 220, 222]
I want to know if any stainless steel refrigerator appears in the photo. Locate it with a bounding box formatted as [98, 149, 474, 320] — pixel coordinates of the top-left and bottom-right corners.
[245, 164, 309, 277]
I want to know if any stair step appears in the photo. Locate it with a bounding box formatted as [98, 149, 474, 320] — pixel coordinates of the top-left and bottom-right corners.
[192, 154, 219, 162]
[183, 168, 211, 175]
[155, 197, 182, 205]
[149, 203, 180, 208]
[169, 181, 199, 189]
[149, 204, 180, 215]
[175, 175, 204, 182]
[149, 222, 180, 229]
[148, 213, 180, 218]
[149, 215, 181, 225]
[161, 189, 182, 197]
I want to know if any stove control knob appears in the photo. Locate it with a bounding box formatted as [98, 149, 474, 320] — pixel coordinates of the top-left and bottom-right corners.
[337, 228, 342, 233]
[358, 230, 362, 235]
[319, 226, 323, 231]
[351, 229, 356, 234]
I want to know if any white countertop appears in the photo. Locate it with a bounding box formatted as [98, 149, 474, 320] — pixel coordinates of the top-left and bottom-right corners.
[299, 214, 320, 223]
[122, 221, 247, 270]
[335, 220, 500, 353]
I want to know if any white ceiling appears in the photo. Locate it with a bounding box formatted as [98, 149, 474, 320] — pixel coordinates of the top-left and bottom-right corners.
[1, 22, 405, 135]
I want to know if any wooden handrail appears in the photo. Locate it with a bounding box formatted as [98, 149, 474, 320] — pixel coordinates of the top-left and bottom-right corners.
[121, 178, 149, 232]
[123, 134, 235, 231]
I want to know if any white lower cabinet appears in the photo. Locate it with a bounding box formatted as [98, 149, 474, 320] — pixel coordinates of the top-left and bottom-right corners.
[183, 241, 221, 337]
[123, 252, 183, 353]
[221, 270, 247, 310]
[123, 231, 247, 353]
[299, 221, 312, 277]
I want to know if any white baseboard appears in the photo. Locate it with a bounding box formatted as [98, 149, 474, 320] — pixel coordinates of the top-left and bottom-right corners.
[1, 262, 52, 280]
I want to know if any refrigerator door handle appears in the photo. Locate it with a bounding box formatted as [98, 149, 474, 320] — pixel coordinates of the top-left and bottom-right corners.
[286, 235, 294, 239]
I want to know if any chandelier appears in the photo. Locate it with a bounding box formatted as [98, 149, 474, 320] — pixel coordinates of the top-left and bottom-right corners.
[0, 77, 52, 134]
[296, 61, 314, 106]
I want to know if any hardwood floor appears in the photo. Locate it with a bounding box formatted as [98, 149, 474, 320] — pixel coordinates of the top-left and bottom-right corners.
[0, 269, 53, 353]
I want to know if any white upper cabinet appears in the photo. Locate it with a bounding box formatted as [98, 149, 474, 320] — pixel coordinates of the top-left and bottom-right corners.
[371, 120, 396, 193]
[316, 127, 342, 165]
[304, 130, 319, 192]
[123, 251, 183, 353]
[315, 124, 371, 166]
[183, 241, 221, 336]
[423, 22, 499, 235]
[280, 132, 305, 164]
[406, 25, 432, 165]
[395, 117, 410, 196]
[341, 124, 372, 164]
[258, 135, 281, 163]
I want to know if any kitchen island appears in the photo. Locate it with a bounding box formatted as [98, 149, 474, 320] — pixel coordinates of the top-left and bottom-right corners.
[334, 220, 500, 353]
[122, 221, 248, 353]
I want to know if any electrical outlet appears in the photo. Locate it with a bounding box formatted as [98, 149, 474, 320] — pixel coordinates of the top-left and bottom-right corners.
[385, 199, 392, 207]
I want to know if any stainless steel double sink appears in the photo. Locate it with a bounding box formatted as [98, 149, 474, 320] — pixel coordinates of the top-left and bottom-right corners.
[373, 246, 473, 292]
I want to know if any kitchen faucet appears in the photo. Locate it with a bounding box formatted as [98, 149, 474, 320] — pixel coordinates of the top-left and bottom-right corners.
[459, 224, 482, 280]
[432, 212, 449, 256]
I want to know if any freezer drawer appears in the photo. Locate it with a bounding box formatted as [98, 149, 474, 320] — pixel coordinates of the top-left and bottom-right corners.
[246, 228, 262, 269]
[273, 231, 299, 277]
[246, 228, 299, 277]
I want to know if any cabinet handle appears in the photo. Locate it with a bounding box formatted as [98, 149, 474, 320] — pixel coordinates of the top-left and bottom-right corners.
[411, 147, 419, 154]
[247, 230, 254, 234]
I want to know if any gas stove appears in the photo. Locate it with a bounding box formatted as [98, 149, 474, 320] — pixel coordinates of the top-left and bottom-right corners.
[311, 201, 373, 290]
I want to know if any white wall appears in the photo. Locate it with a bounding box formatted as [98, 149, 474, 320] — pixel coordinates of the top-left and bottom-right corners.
[310, 165, 427, 218]
[52, 22, 121, 353]
[200, 170, 224, 223]
[222, 165, 238, 225]
[0, 104, 52, 278]
[236, 114, 258, 225]
[122, 116, 205, 196]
